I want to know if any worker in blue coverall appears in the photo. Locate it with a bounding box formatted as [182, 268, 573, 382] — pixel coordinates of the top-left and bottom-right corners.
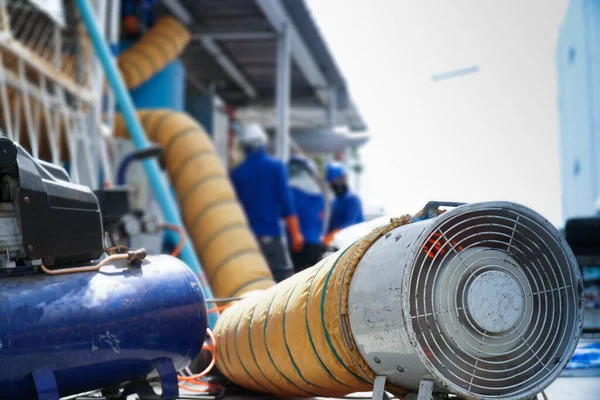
[230, 123, 304, 282]
[322, 162, 364, 247]
[287, 155, 326, 273]
[121, 0, 159, 36]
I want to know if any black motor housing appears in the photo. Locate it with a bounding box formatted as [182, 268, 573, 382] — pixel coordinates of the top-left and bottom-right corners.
[0, 138, 104, 267]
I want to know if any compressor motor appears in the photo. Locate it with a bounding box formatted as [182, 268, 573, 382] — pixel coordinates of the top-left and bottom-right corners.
[0, 137, 104, 271]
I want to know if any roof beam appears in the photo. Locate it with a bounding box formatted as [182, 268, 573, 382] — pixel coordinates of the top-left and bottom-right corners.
[201, 37, 257, 98]
[160, 0, 193, 24]
[188, 24, 274, 35]
[255, 0, 330, 106]
[186, 74, 209, 95]
[160, 0, 257, 99]
[191, 32, 276, 41]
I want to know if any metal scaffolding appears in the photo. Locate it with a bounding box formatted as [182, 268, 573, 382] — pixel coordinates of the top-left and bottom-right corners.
[0, 0, 115, 189]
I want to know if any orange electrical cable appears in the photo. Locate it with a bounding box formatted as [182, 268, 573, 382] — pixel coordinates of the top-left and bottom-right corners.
[160, 223, 186, 257]
[178, 379, 222, 393]
[177, 383, 215, 393]
[178, 355, 219, 392]
[178, 328, 217, 381]
[178, 376, 222, 393]
[208, 304, 230, 314]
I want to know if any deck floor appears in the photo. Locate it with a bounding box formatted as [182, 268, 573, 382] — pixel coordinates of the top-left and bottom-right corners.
[173, 375, 600, 400]
[72, 376, 599, 400]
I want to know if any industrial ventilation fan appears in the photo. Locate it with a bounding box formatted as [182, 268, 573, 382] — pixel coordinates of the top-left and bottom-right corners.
[351, 202, 583, 399]
[215, 201, 583, 400]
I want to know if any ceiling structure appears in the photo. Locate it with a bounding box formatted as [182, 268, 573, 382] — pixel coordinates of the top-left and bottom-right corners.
[155, 0, 367, 134]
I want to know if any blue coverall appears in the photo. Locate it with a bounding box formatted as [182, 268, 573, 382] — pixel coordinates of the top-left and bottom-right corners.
[230, 147, 296, 281]
[289, 187, 325, 271]
[122, 0, 158, 21]
[328, 191, 365, 233]
[231, 147, 295, 236]
[291, 188, 324, 245]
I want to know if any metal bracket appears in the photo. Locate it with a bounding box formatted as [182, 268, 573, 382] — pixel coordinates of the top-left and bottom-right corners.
[32, 368, 59, 400]
[371, 375, 392, 400]
[116, 358, 178, 400]
[423, 201, 466, 219]
[417, 379, 435, 400]
[155, 358, 178, 399]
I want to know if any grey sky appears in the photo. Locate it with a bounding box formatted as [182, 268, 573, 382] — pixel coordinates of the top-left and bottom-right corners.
[306, 0, 568, 225]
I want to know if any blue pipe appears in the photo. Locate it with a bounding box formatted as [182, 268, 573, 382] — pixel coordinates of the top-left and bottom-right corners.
[76, 0, 217, 327]
[116, 152, 136, 185]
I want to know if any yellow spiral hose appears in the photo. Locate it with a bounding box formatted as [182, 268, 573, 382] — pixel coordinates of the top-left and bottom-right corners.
[114, 110, 276, 298]
[213, 217, 412, 398]
[117, 17, 191, 89]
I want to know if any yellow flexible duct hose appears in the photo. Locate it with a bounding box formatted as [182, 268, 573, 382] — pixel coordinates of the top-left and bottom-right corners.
[117, 16, 191, 90]
[213, 217, 412, 398]
[114, 110, 276, 298]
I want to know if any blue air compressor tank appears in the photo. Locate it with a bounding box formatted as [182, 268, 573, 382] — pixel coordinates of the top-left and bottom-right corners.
[0, 255, 207, 399]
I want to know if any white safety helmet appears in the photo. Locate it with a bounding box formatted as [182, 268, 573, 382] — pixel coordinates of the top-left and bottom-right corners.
[240, 123, 268, 148]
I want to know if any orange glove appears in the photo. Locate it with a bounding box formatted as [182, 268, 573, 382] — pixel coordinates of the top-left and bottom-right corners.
[322, 229, 340, 247]
[285, 216, 304, 253]
[123, 15, 138, 35]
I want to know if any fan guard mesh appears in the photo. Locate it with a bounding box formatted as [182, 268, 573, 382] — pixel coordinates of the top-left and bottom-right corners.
[408, 204, 582, 399]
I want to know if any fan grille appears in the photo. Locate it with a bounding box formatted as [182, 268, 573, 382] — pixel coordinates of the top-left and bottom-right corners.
[408, 204, 582, 399]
